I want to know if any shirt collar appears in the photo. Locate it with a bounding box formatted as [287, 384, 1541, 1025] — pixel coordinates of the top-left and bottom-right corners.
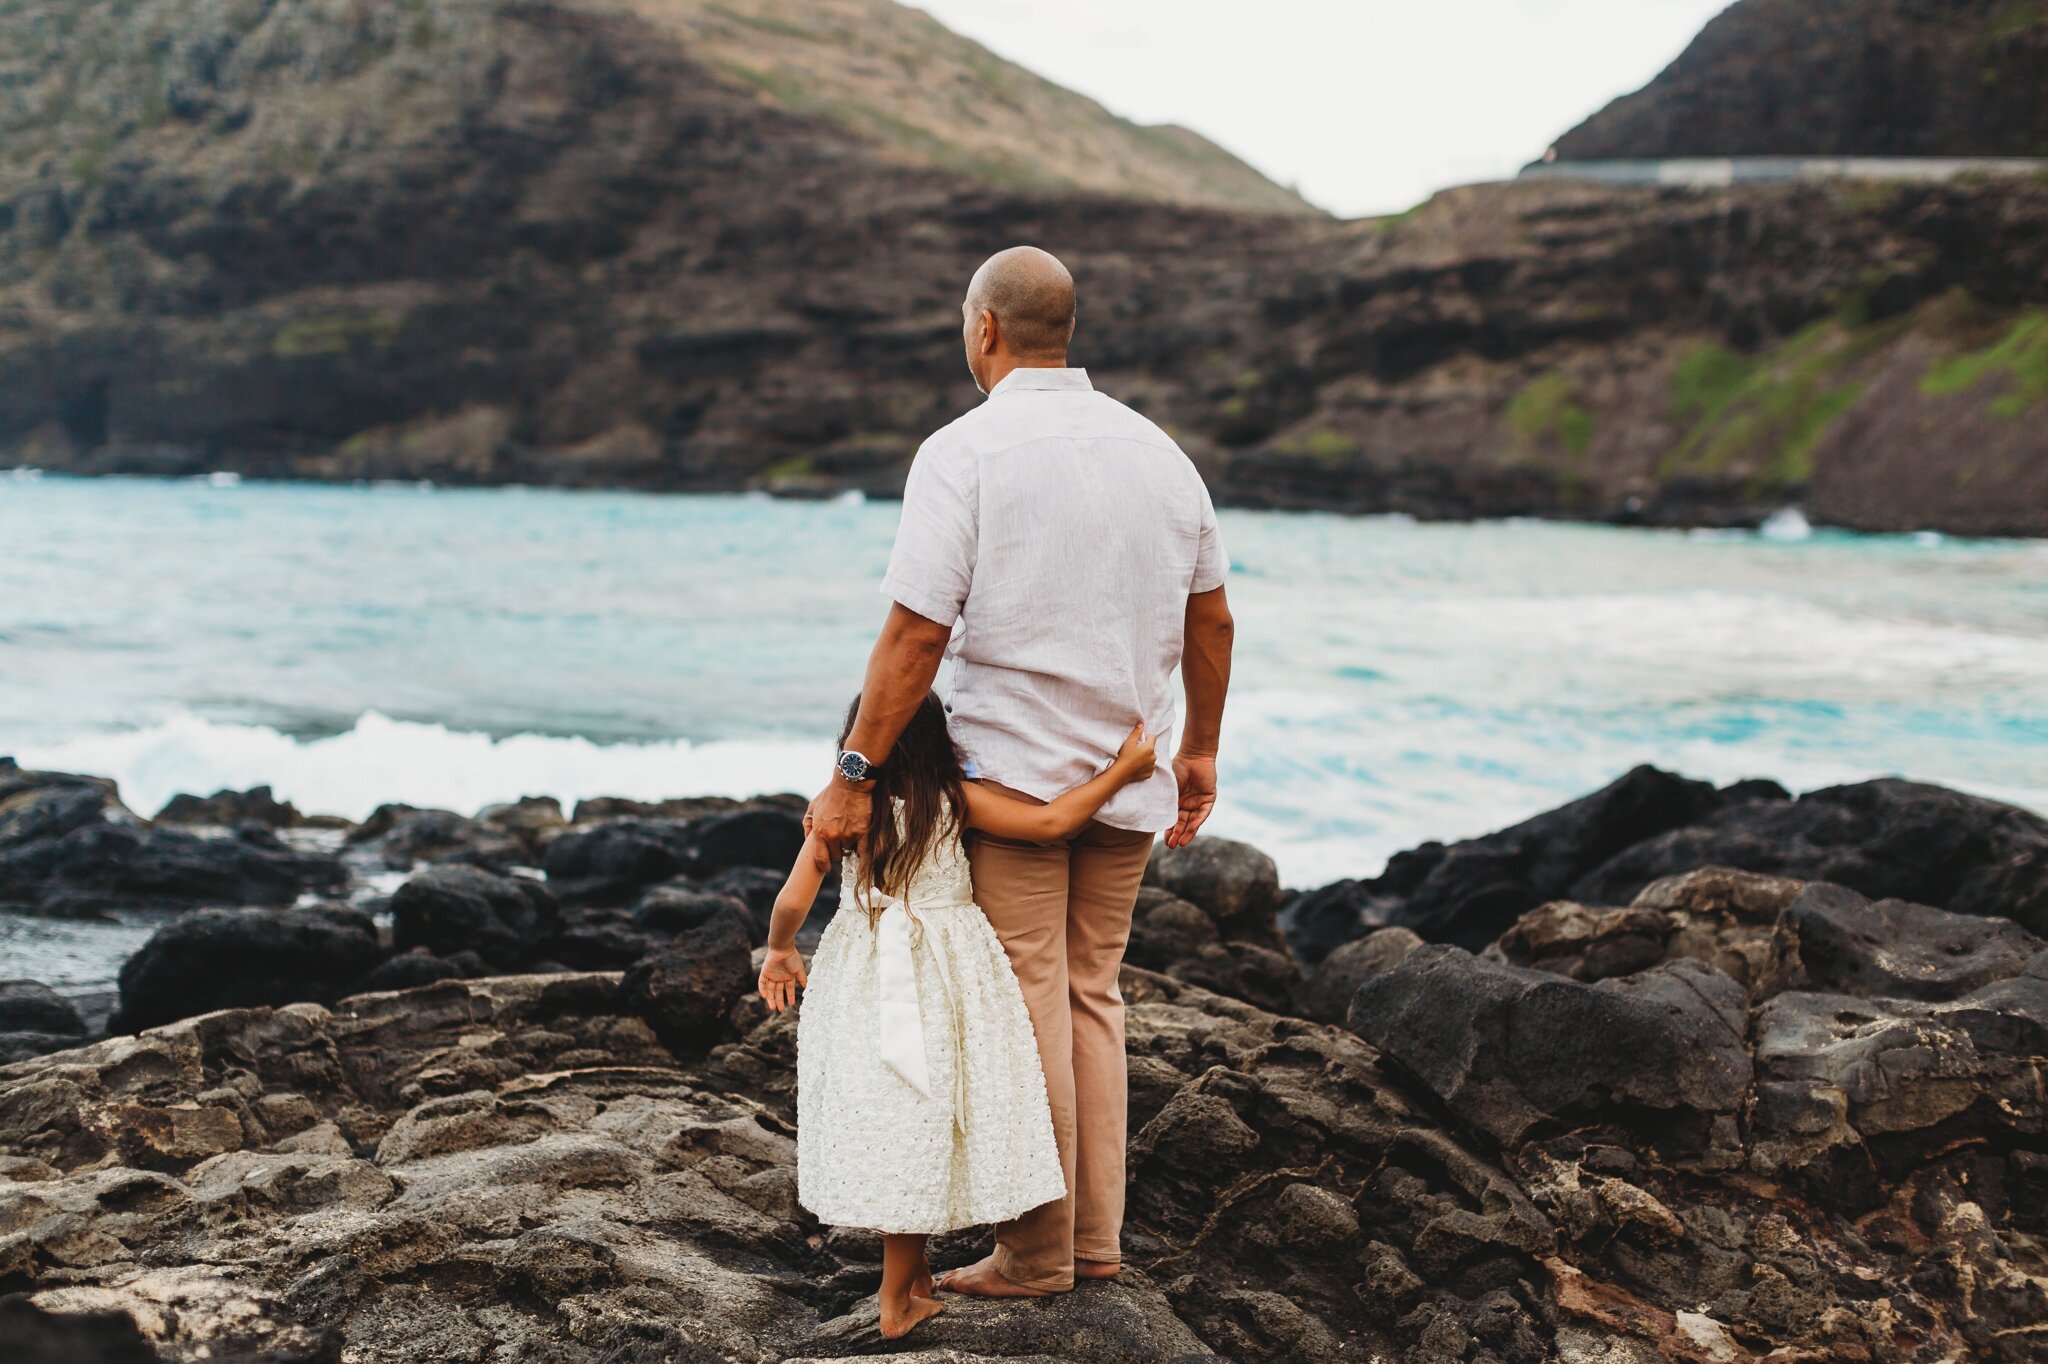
[988, 367, 1093, 398]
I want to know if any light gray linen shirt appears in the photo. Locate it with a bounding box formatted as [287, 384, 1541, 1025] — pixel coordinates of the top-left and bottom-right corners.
[880, 367, 1229, 832]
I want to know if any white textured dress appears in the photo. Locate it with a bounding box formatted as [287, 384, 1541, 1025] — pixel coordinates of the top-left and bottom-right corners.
[797, 812, 1066, 1234]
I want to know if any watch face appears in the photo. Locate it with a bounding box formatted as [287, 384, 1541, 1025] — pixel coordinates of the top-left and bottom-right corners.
[837, 751, 869, 782]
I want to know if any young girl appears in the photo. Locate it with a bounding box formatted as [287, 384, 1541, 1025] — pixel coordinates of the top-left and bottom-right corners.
[757, 692, 1157, 1339]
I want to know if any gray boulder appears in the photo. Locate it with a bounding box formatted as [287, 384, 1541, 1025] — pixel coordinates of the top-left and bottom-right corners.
[1349, 946, 1751, 1155]
[390, 864, 560, 967]
[113, 904, 385, 1031]
[1750, 974, 2048, 1207]
[1299, 926, 1422, 1022]
[618, 909, 754, 1053]
[0, 980, 86, 1036]
[1768, 882, 2043, 1001]
[1484, 901, 1675, 981]
[1144, 837, 1286, 948]
[1124, 886, 1301, 1014]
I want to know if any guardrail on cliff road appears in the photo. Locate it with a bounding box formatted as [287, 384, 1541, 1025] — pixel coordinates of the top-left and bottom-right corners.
[1518, 156, 2048, 187]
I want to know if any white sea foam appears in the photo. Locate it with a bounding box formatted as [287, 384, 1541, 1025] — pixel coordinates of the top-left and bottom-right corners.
[1759, 506, 1813, 541]
[11, 711, 832, 828]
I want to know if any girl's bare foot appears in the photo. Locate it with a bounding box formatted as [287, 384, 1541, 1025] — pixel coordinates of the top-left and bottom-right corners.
[879, 1293, 945, 1338]
[1075, 1260, 1121, 1280]
[912, 1254, 936, 1300]
[936, 1254, 1055, 1297]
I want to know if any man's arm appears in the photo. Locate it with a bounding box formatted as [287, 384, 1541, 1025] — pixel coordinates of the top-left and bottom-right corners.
[806, 603, 953, 850]
[1168, 584, 1234, 849]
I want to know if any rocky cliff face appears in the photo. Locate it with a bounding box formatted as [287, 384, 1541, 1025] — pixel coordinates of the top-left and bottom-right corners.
[2, 758, 2045, 1361]
[1553, 0, 2048, 160]
[2, 0, 2045, 534]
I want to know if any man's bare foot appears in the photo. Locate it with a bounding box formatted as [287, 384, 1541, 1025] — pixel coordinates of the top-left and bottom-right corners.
[936, 1254, 1056, 1297]
[1075, 1260, 1121, 1280]
[878, 1294, 944, 1339]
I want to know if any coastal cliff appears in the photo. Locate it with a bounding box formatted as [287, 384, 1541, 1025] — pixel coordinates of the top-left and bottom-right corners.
[2, 757, 2045, 1360]
[1552, 0, 2048, 159]
[2, 0, 2045, 534]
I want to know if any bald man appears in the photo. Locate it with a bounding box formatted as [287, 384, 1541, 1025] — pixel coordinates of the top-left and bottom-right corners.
[808, 246, 1237, 1295]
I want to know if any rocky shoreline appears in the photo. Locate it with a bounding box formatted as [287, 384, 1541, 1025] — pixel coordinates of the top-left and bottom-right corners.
[2, 755, 2046, 1361]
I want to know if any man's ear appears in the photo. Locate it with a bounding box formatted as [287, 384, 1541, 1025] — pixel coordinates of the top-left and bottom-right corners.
[979, 308, 1000, 356]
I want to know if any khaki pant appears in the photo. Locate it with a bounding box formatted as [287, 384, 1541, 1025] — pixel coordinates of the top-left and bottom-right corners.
[967, 781, 1155, 1291]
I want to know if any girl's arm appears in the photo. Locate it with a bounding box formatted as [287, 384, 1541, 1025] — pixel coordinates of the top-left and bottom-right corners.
[758, 832, 832, 1011]
[962, 723, 1157, 844]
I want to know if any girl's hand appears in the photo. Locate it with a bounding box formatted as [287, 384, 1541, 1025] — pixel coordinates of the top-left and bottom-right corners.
[1112, 722, 1157, 785]
[758, 946, 809, 1013]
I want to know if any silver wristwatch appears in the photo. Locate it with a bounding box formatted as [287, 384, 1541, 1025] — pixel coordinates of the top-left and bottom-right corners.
[836, 749, 877, 783]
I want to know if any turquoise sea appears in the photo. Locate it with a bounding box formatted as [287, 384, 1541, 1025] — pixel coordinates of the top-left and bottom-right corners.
[4, 472, 2046, 892]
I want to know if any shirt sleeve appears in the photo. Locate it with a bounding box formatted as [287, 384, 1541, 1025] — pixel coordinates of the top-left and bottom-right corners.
[881, 443, 978, 627]
[1191, 479, 1230, 594]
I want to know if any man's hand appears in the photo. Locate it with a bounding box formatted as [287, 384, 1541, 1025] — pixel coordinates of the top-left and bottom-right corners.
[1166, 751, 1217, 849]
[807, 777, 873, 853]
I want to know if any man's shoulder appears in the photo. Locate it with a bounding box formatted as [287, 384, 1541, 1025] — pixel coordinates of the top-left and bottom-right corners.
[940, 388, 1187, 452]
[1081, 389, 1189, 457]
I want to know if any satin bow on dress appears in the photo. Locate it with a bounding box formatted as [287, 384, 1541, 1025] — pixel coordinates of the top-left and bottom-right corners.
[866, 893, 968, 1133]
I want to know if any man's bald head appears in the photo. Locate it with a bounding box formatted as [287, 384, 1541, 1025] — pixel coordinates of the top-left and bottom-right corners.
[964, 246, 1076, 360]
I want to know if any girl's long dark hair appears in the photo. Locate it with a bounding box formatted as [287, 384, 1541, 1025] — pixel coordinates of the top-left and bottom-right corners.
[842, 691, 965, 924]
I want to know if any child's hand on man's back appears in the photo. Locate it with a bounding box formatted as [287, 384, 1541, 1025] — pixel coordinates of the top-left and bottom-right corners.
[1113, 721, 1157, 784]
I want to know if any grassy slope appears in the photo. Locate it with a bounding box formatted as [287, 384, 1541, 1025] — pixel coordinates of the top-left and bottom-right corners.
[617, 0, 1321, 216]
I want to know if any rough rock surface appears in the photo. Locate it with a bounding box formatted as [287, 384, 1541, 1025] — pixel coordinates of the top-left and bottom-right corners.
[1349, 947, 1754, 1156]
[4, 951, 2041, 1363]
[5, 764, 2047, 1359]
[0, 764, 344, 918]
[113, 905, 386, 1033]
[152, 786, 308, 830]
[1298, 927, 1423, 1023]
[3, 3, 2046, 535]
[1283, 766, 1758, 957]
[1126, 839, 1301, 1013]
[389, 865, 562, 969]
[1288, 771, 2048, 958]
[1768, 881, 2044, 1001]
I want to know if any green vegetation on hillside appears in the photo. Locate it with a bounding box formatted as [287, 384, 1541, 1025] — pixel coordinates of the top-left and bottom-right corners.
[1507, 372, 1594, 459]
[1921, 311, 2048, 417]
[1660, 317, 1912, 490]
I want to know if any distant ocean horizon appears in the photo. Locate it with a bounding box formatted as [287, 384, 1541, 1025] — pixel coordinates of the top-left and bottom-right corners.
[4, 471, 2046, 892]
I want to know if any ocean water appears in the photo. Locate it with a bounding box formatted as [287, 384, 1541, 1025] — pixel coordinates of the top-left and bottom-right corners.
[3, 472, 2046, 895]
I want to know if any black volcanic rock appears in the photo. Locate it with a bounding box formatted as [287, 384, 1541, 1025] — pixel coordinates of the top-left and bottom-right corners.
[1284, 765, 1749, 957]
[352, 948, 488, 994]
[154, 785, 304, 828]
[1349, 946, 1752, 1155]
[0, 1299, 160, 1364]
[617, 908, 754, 1053]
[1552, 0, 2048, 160]
[1143, 837, 1286, 948]
[1568, 778, 2048, 928]
[390, 865, 560, 967]
[1750, 976, 2048, 1208]
[1768, 881, 2044, 1001]
[2, 763, 347, 916]
[542, 819, 706, 906]
[1292, 772, 2048, 963]
[687, 807, 805, 878]
[113, 904, 385, 1031]
[0, 980, 87, 1036]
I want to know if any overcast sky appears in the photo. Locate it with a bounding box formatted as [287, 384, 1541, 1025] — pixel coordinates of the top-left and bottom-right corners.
[906, 0, 1732, 218]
